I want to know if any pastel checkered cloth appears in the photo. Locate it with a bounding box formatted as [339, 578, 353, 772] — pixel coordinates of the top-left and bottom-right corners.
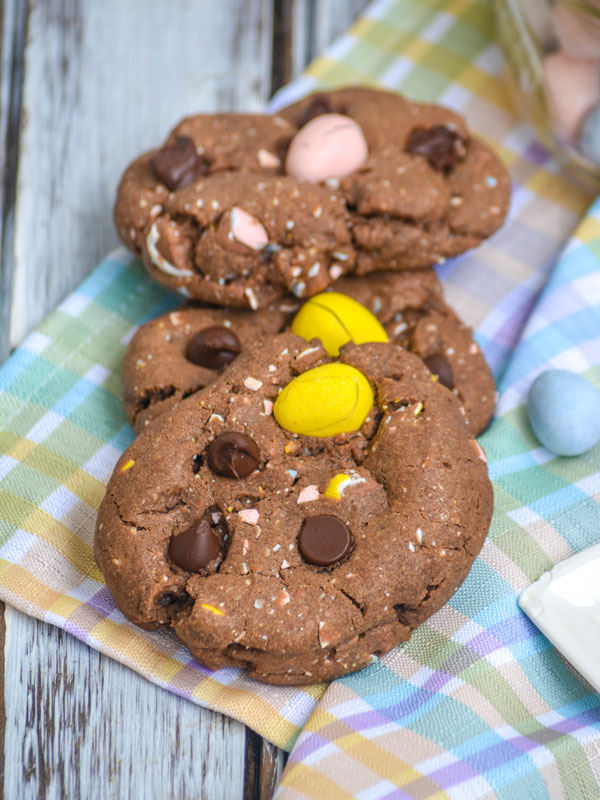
[1, 0, 599, 796]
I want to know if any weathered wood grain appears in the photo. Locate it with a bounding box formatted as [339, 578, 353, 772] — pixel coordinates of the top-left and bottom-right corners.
[9, 0, 274, 349]
[310, 0, 369, 60]
[244, 731, 287, 800]
[4, 607, 247, 800]
[272, 0, 367, 91]
[0, 0, 26, 363]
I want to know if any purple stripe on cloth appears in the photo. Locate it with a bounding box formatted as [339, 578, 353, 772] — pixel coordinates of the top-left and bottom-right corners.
[88, 585, 117, 614]
[503, 708, 600, 757]
[422, 670, 458, 693]
[524, 141, 551, 166]
[484, 285, 548, 371]
[552, 709, 600, 734]
[338, 706, 408, 733]
[286, 732, 332, 763]
[506, 734, 546, 755]
[64, 619, 95, 640]
[466, 739, 527, 771]
[379, 788, 416, 800]
[428, 758, 481, 787]
[487, 612, 532, 646]
[185, 655, 212, 673]
[464, 629, 507, 658]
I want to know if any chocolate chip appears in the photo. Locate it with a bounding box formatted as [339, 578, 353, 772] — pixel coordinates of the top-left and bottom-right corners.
[157, 590, 190, 607]
[169, 518, 220, 572]
[151, 135, 209, 190]
[405, 126, 467, 171]
[298, 515, 353, 567]
[192, 454, 204, 474]
[185, 326, 241, 369]
[207, 432, 260, 478]
[299, 94, 336, 127]
[424, 353, 454, 389]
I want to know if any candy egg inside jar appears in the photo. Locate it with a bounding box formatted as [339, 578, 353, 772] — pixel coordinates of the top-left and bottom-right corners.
[493, 0, 600, 187]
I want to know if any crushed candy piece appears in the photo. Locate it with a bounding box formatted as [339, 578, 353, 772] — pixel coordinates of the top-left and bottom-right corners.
[276, 589, 290, 606]
[297, 485, 320, 504]
[324, 471, 366, 500]
[470, 439, 487, 462]
[238, 509, 260, 525]
[244, 376, 263, 391]
[201, 603, 224, 616]
[257, 148, 281, 168]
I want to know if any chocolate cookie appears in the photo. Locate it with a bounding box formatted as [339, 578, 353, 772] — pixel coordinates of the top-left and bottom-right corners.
[115, 113, 354, 307]
[114, 88, 509, 308]
[121, 296, 299, 432]
[280, 87, 511, 274]
[122, 272, 494, 435]
[96, 333, 493, 684]
[114, 112, 294, 251]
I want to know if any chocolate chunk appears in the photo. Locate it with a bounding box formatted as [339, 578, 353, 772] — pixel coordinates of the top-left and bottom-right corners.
[423, 353, 454, 389]
[298, 94, 336, 127]
[298, 515, 353, 567]
[151, 135, 209, 190]
[157, 590, 190, 607]
[185, 326, 242, 369]
[405, 126, 467, 171]
[207, 432, 260, 478]
[169, 518, 220, 572]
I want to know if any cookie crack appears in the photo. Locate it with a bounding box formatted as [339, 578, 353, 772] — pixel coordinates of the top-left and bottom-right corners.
[146, 497, 189, 516]
[338, 587, 366, 616]
[135, 384, 177, 414]
[112, 495, 150, 532]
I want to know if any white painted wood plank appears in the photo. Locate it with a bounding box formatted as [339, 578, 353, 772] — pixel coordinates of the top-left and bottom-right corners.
[0, 0, 26, 362]
[287, 0, 369, 83]
[291, 0, 312, 78]
[311, 0, 369, 58]
[4, 607, 246, 800]
[10, 0, 274, 348]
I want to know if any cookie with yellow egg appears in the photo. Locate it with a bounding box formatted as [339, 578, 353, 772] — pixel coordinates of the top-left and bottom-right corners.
[121, 271, 495, 435]
[96, 331, 493, 684]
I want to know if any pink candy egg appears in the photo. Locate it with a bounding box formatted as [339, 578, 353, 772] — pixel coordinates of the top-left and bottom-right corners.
[285, 113, 368, 183]
[543, 51, 600, 142]
[229, 207, 268, 250]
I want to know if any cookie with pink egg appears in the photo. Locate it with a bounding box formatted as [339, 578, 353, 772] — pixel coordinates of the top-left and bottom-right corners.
[280, 86, 511, 274]
[114, 87, 510, 308]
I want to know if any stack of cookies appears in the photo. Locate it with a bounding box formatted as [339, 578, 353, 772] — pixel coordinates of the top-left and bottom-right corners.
[95, 87, 508, 684]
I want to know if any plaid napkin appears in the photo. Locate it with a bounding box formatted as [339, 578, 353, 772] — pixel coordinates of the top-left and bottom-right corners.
[0, 0, 599, 791]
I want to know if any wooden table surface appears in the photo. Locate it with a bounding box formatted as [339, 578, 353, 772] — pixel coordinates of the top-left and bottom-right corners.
[0, 1, 368, 797]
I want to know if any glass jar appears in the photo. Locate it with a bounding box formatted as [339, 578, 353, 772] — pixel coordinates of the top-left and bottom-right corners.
[493, 0, 600, 189]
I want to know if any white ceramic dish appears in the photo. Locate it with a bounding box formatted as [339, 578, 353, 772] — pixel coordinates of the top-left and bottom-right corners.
[519, 542, 600, 694]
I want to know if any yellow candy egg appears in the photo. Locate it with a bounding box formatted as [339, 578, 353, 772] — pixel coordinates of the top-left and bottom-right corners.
[290, 292, 389, 357]
[274, 363, 373, 437]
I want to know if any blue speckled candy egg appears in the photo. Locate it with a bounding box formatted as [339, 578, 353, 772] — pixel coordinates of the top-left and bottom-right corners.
[579, 104, 600, 167]
[527, 369, 600, 456]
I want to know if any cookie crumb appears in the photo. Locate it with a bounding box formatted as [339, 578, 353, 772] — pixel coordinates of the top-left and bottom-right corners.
[244, 376, 263, 391]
